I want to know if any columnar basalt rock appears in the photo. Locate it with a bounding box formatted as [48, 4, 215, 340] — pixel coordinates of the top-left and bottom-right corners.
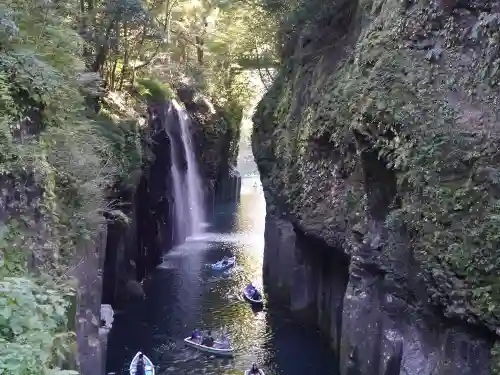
[71, 227, 108, 375]
[253, 0, 500, 374]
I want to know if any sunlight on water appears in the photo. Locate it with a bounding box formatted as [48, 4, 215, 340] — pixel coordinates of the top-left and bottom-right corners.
[106, 85, 337, 375]
[106, 160, 337, 375]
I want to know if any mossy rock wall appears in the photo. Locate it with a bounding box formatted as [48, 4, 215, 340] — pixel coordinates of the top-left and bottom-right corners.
[177, 86, 242, 194]
[253, 0, 500, 334]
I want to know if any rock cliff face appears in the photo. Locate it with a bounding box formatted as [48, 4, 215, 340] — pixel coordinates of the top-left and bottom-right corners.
[177, 86, 242, 209]
[0, 174, 110, 375]
[252, 0, 500, 374]
[101, 88, 241, 308]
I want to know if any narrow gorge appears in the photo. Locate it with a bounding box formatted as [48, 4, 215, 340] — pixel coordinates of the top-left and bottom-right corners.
[4, 0, 500, 374]
[252, 0, 500, 375]
[73, 85, 243, 375]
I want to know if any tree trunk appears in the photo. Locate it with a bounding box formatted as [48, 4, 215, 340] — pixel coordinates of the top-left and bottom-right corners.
[195, 35, 204, 64]
[110, 59, 119, 90]
[92, 20, 115, 73]
[119, 21, 130, 90]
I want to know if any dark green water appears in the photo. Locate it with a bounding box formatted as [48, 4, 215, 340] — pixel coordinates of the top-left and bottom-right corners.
[106, 145, 338, 375]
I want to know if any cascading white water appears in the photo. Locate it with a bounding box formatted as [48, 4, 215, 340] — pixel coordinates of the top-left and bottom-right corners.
[165, 105, 189, 241]
[167, 100, 206, 240]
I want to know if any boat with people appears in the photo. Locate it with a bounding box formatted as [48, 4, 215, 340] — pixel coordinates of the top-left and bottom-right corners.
[245, 363, 265, 375]
[129, 351, 155, 375]
[243, 283, 264, 305]
[211, 256, 236, 271]
[184, 329, 234, 357]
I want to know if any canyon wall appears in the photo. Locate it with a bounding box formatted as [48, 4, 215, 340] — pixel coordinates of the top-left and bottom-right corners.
[101, 87, 242, 308]
[177, 85, 242, 209]
[252, 0, 500, 374]
[86, 87, 241, 373]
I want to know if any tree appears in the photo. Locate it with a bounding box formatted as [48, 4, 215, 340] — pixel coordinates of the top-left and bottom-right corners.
[0, 0, 279, 372]
[0, 277, 76, 375]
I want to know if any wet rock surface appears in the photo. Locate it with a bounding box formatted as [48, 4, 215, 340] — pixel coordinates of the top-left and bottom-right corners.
[262, 216, 493, 375]
[101, 89, 241, 309]
[101, 105, 173, 308]
[253, 0, 500, 373]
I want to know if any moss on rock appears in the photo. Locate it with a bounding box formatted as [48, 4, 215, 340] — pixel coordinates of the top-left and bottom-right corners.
[177, 85, 242, 188]
[253, 0, 500, 333]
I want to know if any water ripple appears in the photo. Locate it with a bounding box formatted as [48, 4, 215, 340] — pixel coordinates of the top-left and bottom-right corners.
[106, 179, 338, 375]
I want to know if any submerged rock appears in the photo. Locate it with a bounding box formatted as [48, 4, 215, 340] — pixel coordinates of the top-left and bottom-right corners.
[253, 0, 500, 374]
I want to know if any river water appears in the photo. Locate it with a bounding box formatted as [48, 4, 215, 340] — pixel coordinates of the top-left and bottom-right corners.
[106, 132, 338, 375]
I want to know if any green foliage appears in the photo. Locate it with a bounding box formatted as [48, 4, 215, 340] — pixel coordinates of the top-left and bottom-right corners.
[0, 0, 149, 371]
[93, 107, 144, 190]
[136, 78, 176, 102]
[0, 277, 77, 375]
[0, 0, 114, 243]
[254, 0, 500, 335]
[0, 221, 27, 277]
[0, 0, 151, 269]
[201, 0, 278, 108]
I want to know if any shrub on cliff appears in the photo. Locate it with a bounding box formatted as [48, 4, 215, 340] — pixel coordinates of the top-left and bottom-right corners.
[0, 0, 148, 264]
[0, 0, 113, 247]
[136, 78, 176, 103]
[0, 277, 76, 375]
[0, 0, 143, 371]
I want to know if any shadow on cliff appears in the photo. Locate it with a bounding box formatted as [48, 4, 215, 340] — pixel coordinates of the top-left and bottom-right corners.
[101, 100, 176, 309]
[259, 142, 496, 375]
[263, 221, 350, 364]
[101, 86, 242, 310]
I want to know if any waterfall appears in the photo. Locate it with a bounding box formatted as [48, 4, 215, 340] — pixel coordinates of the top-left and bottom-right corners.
[166, 124, 188, 241]
[166, 100, 207, 241]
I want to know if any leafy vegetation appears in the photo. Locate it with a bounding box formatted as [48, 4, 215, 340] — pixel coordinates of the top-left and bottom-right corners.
[1, 0, 277, 371]
[253, 0, 500, 348]
[136, 78, 176, 102]
[0, 277, 76, 375]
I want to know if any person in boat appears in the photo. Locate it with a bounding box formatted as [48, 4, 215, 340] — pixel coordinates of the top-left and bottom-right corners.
[219, 333, 230, 349]
[136, 353, 146, 375]
[201, 330, 214, 347]
[252, 288, 261, 300]
[246, 283, 255, 293]
[249, 363, 260, 374]
[191, 328, 201, 341]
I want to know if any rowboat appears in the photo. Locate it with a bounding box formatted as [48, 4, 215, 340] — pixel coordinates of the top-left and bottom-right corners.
[243, 287, 264, 305]
[129, 352, 154, 375]
[183, 336, 234, 357]
[211, 256, 236, 271]
[244, 370, 265, 375]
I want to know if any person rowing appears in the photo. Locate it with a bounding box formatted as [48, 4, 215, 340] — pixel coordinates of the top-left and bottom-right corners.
[249, 363, 260, 374]
[201, 330, 214, 347]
